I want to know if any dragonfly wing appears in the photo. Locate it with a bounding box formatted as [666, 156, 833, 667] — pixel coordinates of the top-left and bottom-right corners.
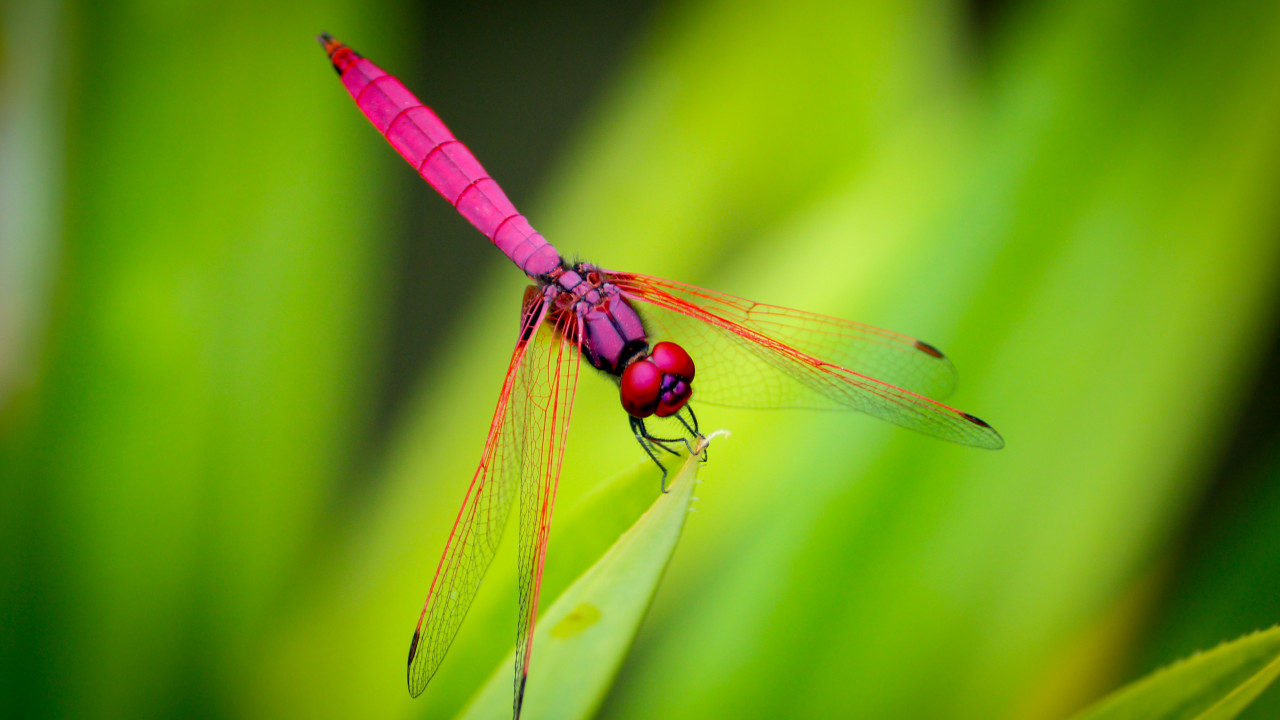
[607, 272, 1002, 449]
[407, 291, 580, 697]
[513, 308, 582, 717]
[607, 272, 958, 399]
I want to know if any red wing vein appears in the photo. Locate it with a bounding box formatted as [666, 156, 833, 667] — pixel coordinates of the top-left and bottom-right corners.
[609, 274, 1002, 449]
[407, 298, 549, 697]
[514, 309, 582, 717]
[607, 272, 959, 399]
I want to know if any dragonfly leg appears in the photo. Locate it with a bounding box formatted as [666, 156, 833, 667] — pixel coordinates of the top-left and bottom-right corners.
[643, 428, 696, 457]
[630, 416, 672, 492]
[673, 405, 708, 463]
[634, 412, 712, 491]
[684, 403, 701, 434]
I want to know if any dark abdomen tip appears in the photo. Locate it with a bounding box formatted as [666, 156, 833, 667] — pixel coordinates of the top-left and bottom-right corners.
[316, 33, 360, 74]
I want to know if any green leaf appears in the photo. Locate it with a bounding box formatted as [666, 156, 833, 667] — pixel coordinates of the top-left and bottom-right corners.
[457, 438, 711, 720]
[1070, 626, 1280, 720]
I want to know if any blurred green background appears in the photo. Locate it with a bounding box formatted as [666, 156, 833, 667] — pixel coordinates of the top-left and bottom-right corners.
[4, 0, 1280, 718]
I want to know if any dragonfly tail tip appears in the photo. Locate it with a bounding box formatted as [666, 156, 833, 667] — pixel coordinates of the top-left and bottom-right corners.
[316, 34, 359, 74]
[316, 32, 345, 55]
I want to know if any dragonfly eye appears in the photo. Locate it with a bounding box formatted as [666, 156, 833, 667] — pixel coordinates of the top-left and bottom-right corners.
[648, 342, 695, 418]
[653, 382, 692, 417]
[620, 342, 696, 418]
[648, 342, 695, 381]
[620, 359, 663, 417]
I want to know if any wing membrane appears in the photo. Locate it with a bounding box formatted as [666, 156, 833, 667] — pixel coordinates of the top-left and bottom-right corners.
[607, 272, 1002, 449]
[407, 292, 572, 697]
[512, 308, 581, 717]
[607, 273, 958, 399]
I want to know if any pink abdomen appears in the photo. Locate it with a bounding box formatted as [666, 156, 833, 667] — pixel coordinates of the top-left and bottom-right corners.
[332, 49, 560, 277]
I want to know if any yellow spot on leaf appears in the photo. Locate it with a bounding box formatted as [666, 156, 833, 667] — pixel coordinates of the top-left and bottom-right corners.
[551, 603, 602, 639]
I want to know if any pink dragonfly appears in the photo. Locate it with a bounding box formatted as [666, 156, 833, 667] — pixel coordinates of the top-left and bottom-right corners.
[318, 34, 1002, 717]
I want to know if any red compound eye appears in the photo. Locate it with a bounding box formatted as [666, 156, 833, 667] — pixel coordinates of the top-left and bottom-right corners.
[620, 359, 662, 418]
[649, 341, 694, 380]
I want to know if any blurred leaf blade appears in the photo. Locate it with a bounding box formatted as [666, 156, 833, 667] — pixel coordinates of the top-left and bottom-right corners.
[0, 3, 393, 716]
[1069, 626, 1280, 720]
[0, 0, 66, 410]
[1129, 432, 1280, 720]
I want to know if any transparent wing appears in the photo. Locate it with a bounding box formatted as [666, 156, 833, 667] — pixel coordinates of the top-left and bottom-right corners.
[407, 291, 573, 697]
[606, 272, 1002, 449]
[513, 308, 582, 717]
[608, 272, 958, 398]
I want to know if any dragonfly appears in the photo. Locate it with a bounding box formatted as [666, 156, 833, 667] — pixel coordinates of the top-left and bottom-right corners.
[318, 34, 1002, 718]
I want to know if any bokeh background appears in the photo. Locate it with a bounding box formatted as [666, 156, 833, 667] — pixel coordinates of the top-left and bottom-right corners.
[4, 0, 1280, 717]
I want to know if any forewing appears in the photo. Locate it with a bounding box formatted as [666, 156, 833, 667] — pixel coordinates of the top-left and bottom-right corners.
[514, 309, 582, 717]
[607, 272, 1002, 449]
[607, 273, 958, 398]
[407, 294, 551, 697]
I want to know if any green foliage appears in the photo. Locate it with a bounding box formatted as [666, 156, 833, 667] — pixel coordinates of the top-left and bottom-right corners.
[460, 446, 704, 720]
[3, 0, 1280, 719]
[1070, 627, 1280, 720]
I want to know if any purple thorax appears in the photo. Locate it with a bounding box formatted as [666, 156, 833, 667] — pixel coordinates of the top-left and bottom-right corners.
[548, 263, 648, 375]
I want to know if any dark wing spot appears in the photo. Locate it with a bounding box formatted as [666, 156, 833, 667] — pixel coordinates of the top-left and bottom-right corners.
[960, 412, 991, 428]
[407, 628, 420, 666]
[515, 672, 529, 717]
[914, 340, 945, 359]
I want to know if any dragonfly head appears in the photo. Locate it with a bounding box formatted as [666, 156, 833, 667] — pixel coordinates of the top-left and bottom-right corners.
[620, 342, 695, 418]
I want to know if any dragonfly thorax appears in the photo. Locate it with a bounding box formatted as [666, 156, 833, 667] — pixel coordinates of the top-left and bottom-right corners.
[543, 263, 696, 417]
[548, 263, 649, 375]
